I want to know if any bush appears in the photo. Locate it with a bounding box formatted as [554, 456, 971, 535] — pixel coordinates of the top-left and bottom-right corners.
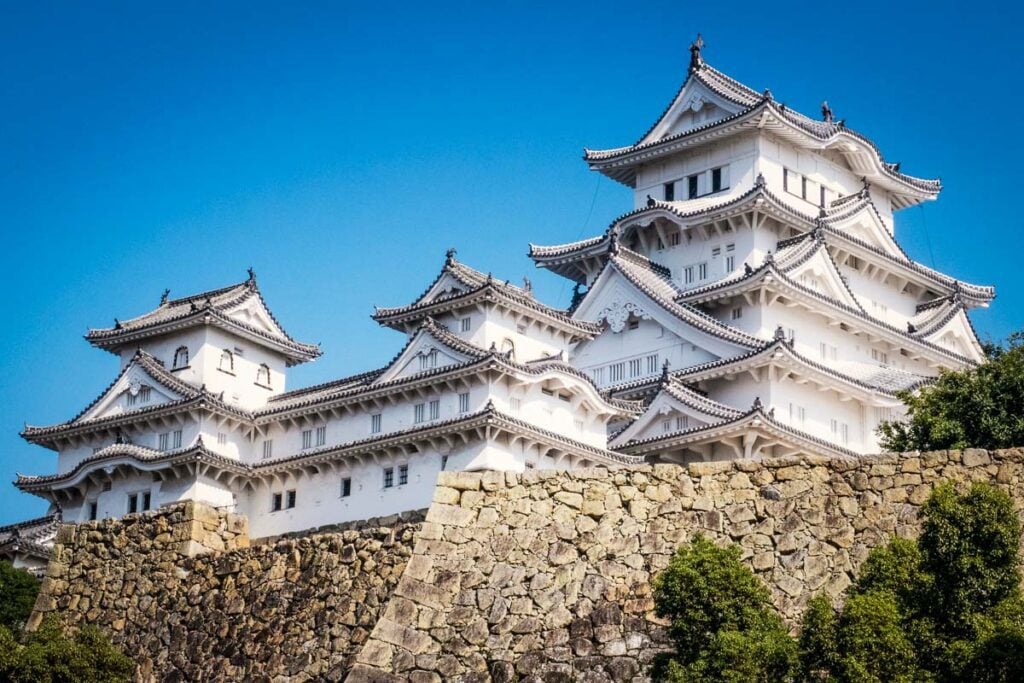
[652, 534, 797, 681]
[879, 331, 1024, 451]
[0, 617, 133, 683]
[0, 561, 40, 630]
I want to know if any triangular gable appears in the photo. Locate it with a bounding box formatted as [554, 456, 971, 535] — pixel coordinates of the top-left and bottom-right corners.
[573, 263, 753, 360]
[224, 292, 289, 339]
[828, 206, 905, 259]
[76, 361, 189, 424]
[374, 325, 480, 384]
[639, 76, 748, 145]
[610, 387, 733, 448]
[415, 271, 478, 307]
[917, 308, 986, 363]
[784, 243, 863, 310]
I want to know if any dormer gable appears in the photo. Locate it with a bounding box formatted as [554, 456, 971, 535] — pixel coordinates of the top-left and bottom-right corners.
[915, 306, 986, 364]
[609, 379, 740, 448]
[374, 319, 487, 384]
[782, 238, 864, 311]
[72, 353, 194, 425]
[641, 76, 747, 145]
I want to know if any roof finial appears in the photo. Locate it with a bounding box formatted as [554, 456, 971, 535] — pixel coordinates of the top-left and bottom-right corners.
[114, 318, 122, 329]
[907, 321, 917, 334]
[522, 275, 533, 294]
[608, 230, 620, 255]
[860, 177, 871, 197]
[570, 282, 585, 311]
[688, 33, 705, 73]
[247, 267, 256, 283]
[646, 194, 656, 208]
[752, 396, 763, 411]
[755, 172, 766, 188]
[821, 100, 833, 123]
[762, 88, 773, 101]
[764, 250, 774, 264]
[160, 289, 170, 306]
[660, 359, 671, 385]
[744, 262, 753, 275]
[445, 247, 457, 265]
[774, 324, 786, 342]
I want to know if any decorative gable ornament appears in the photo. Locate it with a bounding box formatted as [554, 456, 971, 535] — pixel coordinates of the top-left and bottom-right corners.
[596, 298, 650, 333]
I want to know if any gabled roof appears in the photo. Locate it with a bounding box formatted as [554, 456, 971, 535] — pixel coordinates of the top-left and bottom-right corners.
[573, 244, 764, 351]
[0, 512, 60, 567]
[582, 41, 940, 208]
[85, 271, 320, 365]
[374, 251, 599, 338]
[21, 350, 252, 449]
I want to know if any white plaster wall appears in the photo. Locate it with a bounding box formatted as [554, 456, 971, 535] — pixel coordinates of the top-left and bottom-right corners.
[633, 134, 758, 210]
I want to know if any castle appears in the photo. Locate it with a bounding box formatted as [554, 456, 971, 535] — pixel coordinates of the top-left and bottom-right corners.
[3, 38, 992, 574]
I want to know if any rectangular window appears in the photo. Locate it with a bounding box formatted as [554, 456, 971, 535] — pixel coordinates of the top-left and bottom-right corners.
[789, 403, 806, 425]
[820, 184, 827, 208]
[662, 419, 672, 433]
[664, 181, 675, 201]
[302, 429, 312, 449]
[217, 432, 227, 446]
[158, 433, 169, 451]
[687, 174, 699, 199]
[128, 494, 138, 514]
[669, 233, 680, 247]
[574, 419, 584, 432]
[731, 307, 743, 320]
[88, 501, 98, 521]
[414, 403, 425, 423]
[286, 490, 296, 509]
[841, 423, 850, 444]
[271, 492, 282, 512]
[646, 354, 659, 374]
[510, 397, 522, 413]
[820, 342, 828, 361]
[711, 167, 723, 193]
[711, 247, 721, 258]
[126, 392, 137, 407]
[609, 363, 625, 383]
[591, 367, 605, 385]
[684, 266, 694, 284]
[142, 492, 151, 511]
[676, 415, 689, 430]
[801, 176, 808, 200]
[371, 414, 382, 434]
[172, 430, 182, 449]
[725, 255, 735, 272]
[341, 478, 351, 498]
[429, 399, 440, 421]
[697, 262, 708, 280]
[383, 467, 394, 489]
[831, 418, 838, 435]
[316, 426, 326, 447]
[399, 464, 409, 486]
[628, 358, 642, 378]
[459, 392, 470, 413]
[139, 386, 151, 403]
[460, 317, 471, 332]
[262, 440, 273, 460]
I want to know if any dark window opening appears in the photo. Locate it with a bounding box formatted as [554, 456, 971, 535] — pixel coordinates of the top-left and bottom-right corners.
[272, 493, 283, 512]
[128, 494, 138, 514]
[711, 168, 723, 192]
[663, 181, 675, 201]
[88, 501, 98, 521]
[286, 490, 296, 509]
[687, 175, 699, 199]
[142, 492, 151, 511]
[341, 478, 351, 497]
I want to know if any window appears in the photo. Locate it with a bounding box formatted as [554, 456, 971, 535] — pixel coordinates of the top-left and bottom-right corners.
[256, 364, 271, 388]
[419, 350, 438, 370]
[271, 493, 283, 512]
[414, 403, 426, 423]
[172, 429, 181, 449]
[711, 167, 723, 193]
[627, 319, 639, 331]
[88, 501, 98, 521]
[217, 432, 228, 446]
[663, 181, 675, 201]
[139, 386, 151, 403]
[575, 419, 584, 433]
[500, 338, 515, 360]
[383, 467, 394, 489]
[262, 440, 273, 460]
[712, 247, 721, 258]
[460, 317, 471, 332]
[871, 349, 889, 365]
[820, 184, 827, 208]
[510, 397, 522, 413]
[819, 344, 838, 361]
[687, 175, 699, 199]
[609, 362, 625, 383]
[128, 493, 138, 514]
[371, 414, 382, 434]
[725, 243, 736, 272]
[316, 426, 326, 447]
[684, 266, 694, 284]
[841, 423, 850, 444]
[142, 492, 151, 511]
[158, 433, 169, 451]
[429, 399, 440, 420]
[731, 307, 743, 320]
[286, 490, 296, 509]
[676, 415, 689, 430]
[662, 419, 672, 433]
[127, 391, 138, 407]
[628, 358, 642, 378]
[669, 233, 680, 247]
[459, 392, 470, 413]
[399, 464, 409, 486]
[697, 262, 708, 280]
[789, 403, 806, 425]
[302, 429, 313, 450]
[219, 349, 234, 373]
[591, 367, 605, 385]
[341, 478, 352, 498]
[173, 346, 189, 369]
[646, 354, 659, 374]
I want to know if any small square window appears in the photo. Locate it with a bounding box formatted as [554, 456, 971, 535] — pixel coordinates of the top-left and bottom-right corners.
[731, 307, 743, 320]
[460, 317, 471, 332]
[414, 403, 425, 423]
[399, 464, 409, 486]
[371, 414, 382, 433]
[172, 430, 182, 449]
[302, 429, 312, 449]
[158, 433, 169, 451]
[429, 399, 440, 421]
[341, 478, 352, 498]
[383, 467, 394, 489]
[459, 392, 470, 413]
[217, 432, 228, 446]
[316, 426, 326, 446]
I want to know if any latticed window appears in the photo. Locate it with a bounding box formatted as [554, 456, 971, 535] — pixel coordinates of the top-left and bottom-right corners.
[399, 464, 409, 486]
[256, 364, 271, 387]
[219, 349, 234, 372]
[173, 346, 189, 369]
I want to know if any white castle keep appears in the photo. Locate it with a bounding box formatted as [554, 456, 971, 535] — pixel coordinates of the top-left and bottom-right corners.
[4, 39, 992, 573]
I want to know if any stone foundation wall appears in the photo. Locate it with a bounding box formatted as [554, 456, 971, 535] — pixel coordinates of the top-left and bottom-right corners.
[348, 448, 1024, 682]
[32, 501, 420, 682]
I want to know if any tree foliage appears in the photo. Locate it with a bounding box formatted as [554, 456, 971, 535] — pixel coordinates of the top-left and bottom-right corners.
[798, 482, 1024, 682]
[0, 561, 40, 631]
[879, 332, 1024, 451]
[0, 618, 133, 683]
[652, 534, 797, 681]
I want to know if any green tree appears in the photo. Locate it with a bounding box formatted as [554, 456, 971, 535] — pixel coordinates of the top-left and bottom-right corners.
[879, 331, 1024, 451]
[652, 534, 797, 681]
[798, 482, 1024, 682]
[0, 561, 40, 630]
[0, 617, 133, 683]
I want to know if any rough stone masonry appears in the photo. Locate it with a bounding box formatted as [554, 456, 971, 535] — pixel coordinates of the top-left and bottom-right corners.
[31, 449, 1024, 682]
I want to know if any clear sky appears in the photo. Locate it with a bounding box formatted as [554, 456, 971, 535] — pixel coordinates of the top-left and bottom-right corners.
[0, 1, 1019, 525]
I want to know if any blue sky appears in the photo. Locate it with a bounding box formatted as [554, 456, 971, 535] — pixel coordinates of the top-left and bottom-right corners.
[0, 1, 1019, 524]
